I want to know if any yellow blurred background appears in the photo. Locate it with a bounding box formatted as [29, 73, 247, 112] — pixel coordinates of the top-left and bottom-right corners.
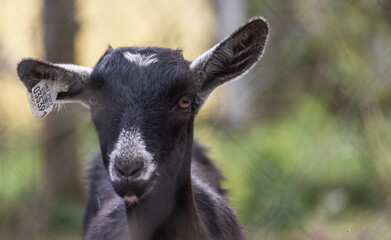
[0, 0, 216, 129]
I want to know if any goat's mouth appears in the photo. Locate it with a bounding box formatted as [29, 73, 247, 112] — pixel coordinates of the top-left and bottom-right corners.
[111, 176, 157, 201]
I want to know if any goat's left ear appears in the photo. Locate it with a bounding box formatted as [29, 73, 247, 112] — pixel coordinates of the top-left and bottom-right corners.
[190, 17, 269, 100]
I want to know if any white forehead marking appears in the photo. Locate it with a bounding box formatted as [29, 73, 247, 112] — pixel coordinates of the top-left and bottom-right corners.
[123, 52, 158, 67]
[109, 128, 156, 181]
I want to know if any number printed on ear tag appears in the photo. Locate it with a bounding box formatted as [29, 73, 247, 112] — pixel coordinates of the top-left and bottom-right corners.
[26, 80, 58, 119]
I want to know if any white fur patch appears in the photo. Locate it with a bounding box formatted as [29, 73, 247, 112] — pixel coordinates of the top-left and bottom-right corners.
[57, 64, 92, 73]
[51, 64, 92, 93]
[52, 64, 92, 108]
[192, 175, 222, 204]
[57, 63, 92, 77]
[108, 128, 156, 181]
[54, 80, 70, 93]
[189, 43, 218, 70]
[124, 195, 139, 203]
[123, 52, 158, 67]
[108, 161, 121, 182]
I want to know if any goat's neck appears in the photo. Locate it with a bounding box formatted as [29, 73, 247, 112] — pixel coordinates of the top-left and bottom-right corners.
[126, 178, 207, 240]
[125, 124, 208, 240]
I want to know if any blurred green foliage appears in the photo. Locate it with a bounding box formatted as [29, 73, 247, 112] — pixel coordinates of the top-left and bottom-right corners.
[0, 129, 41, 215]
[197, 94, 391, 238]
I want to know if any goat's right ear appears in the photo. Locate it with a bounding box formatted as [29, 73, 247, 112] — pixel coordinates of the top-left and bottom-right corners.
[17, 58, 92, 105]
[190, 17, 269, 102]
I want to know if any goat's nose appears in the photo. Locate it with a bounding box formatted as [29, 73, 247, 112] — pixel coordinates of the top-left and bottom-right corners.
[115, 160, 144, 177]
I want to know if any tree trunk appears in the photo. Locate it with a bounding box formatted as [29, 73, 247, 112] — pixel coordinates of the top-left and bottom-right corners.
[42, 0, 83, 204]
[215, 0, 252, 126]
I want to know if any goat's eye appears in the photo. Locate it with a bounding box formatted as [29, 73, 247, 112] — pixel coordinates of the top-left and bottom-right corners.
[178, 96, 191, 110]
[89, 97, 98, 106]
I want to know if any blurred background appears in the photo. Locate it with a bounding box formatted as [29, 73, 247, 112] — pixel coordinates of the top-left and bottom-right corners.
[1, 0, 391, 239]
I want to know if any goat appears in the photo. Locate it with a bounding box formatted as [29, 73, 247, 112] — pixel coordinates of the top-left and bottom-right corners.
[17, 17, 269, 240]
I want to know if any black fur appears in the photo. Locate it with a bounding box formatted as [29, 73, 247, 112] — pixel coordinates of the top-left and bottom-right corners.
[82, 45, 246, 239]
[16, 17, 269, 240]
[82, 143, 240, 240]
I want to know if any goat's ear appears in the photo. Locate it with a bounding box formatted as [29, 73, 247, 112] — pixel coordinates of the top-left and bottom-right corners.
[190, 17, 269, 101]
[17, 58, 92, 106]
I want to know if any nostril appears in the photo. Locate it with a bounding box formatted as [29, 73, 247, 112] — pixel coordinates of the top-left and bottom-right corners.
[115, 161, 127, 176]
[129, 161, 143, 176]
[115, 161, 144, 177]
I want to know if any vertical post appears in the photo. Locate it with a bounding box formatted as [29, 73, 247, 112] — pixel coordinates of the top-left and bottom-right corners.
[215, 0, 252, 126]
[42, 0, 83, 205]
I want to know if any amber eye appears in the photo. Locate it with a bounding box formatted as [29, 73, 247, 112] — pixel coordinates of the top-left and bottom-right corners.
[89, 97, 98, 106]
[178, 96, 191, 110]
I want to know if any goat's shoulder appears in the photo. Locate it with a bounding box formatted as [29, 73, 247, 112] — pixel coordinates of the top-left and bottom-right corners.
[191, 174, 246, 240]
[191, 141, 226, 195]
